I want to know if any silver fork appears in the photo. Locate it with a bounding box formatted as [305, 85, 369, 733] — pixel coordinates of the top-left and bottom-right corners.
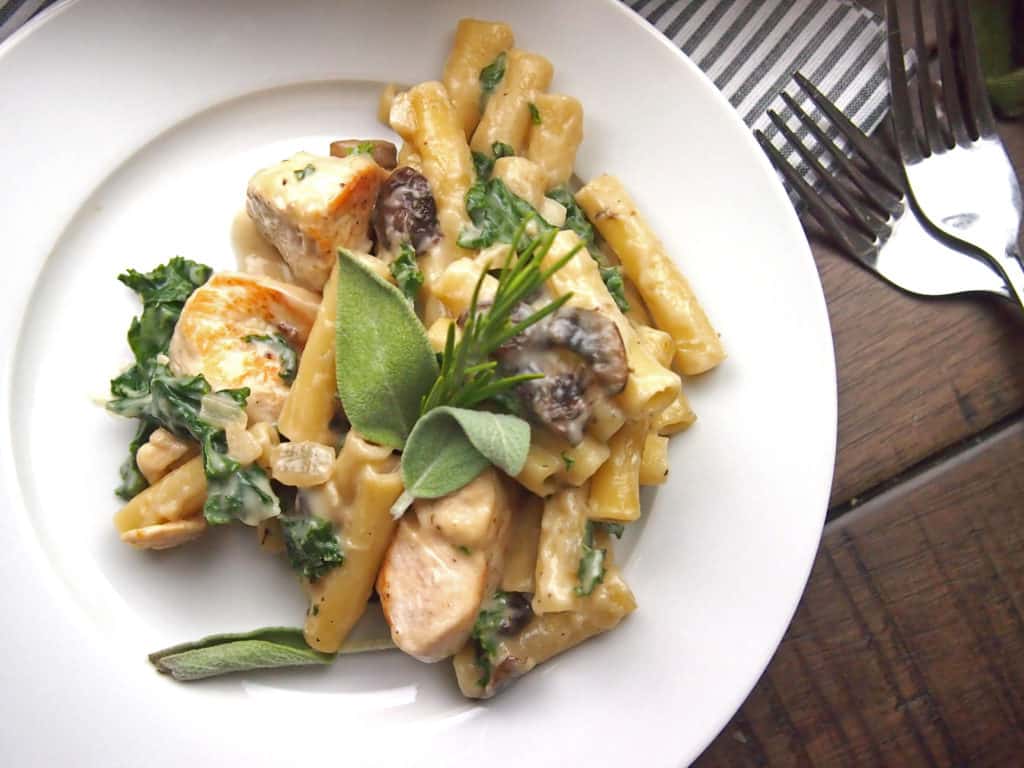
[756, 73, 1008, 300]
[886, 0, 1024, 307]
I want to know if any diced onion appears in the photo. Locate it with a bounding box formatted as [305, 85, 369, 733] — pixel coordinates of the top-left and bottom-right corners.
[270, 441, 336, 487]
[226, 425, 261, 465]
[200, 393, 248, 431]
[248, 422, 281, 473]
[540, 198, 567, 228]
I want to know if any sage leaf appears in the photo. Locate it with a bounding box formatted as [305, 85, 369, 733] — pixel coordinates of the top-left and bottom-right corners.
[402, 406, 530, 499]
[149, 627, 333, 682]
[335, 249, 438, 449]
[148, 626, 396, 682]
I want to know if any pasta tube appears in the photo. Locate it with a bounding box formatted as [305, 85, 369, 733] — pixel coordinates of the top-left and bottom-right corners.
[501, 496, 544, 593]
[390, 81, 475, 284]
[442, 19, 515, 137]
[278, 262, 339, 446]
[576, 175, 725, 375]
[454, 566, 636, 698]
[588, 418, 648, 522]
[471, 49, 553, 156]
[525, 93, 584, 190]
[532, 486, 589, 614]
[302, 431, 403, 653]
[639, 432, 670, 486]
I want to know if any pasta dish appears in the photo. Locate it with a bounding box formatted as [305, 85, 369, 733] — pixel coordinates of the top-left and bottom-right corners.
[105, 17, 725, 698]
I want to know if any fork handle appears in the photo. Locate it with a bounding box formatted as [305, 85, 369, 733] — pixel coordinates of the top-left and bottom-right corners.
[1000, 246, 1024, 310]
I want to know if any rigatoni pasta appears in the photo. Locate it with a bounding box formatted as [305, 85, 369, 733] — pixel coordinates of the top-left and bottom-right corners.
[576, 175, 726, 375]
[443, 19, 515, 137]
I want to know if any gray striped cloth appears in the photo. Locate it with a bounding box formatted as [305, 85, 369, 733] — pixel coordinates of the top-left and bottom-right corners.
[3, 0, 890, 195]
[627, 0, 892, 192]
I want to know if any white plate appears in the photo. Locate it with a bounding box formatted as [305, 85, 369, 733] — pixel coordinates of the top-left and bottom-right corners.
[0, 1, 836, 765]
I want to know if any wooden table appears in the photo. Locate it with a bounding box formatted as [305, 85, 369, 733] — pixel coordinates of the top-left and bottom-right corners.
[695, 8, 1024, 766]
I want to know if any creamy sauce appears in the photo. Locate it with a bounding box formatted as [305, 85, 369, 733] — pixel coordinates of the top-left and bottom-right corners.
[230, 209, 294, 281]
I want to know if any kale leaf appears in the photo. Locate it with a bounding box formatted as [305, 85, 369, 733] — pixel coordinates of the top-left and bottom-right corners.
[600, 266, 631, 313]
[243, 333, 298, 383]
[479, 52, 507, 104]
[458, 177, 552, 250]
[472, 151, 495, 181]
[574, 520, 607, 597]
[491, 141, 514, 159]
[470, 591, 533, 687]
[280, 515, 345, 582]
[390, 242, 424, 302]
[118, 257, 212, 371]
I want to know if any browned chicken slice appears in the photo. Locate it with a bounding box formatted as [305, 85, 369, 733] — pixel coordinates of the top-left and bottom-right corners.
[246, 151, 385, 291]
[168, 272, 320, 423]
[377, 469, 512, 663]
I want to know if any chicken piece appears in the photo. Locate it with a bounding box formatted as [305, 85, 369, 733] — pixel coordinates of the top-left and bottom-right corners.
[246, 151, 385, 291]
[377, 469, 512, 663]
[169, 272, 320, 423]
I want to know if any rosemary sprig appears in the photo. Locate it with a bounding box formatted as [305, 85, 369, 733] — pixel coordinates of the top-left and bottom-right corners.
[420, 219, 581, 414]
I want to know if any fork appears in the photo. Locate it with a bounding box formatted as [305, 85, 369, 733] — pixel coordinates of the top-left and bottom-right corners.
[886, 0, 1024, 307]
[755, 73, 1009, 300]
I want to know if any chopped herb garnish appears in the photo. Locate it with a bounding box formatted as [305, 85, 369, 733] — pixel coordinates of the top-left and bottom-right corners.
[294, 163, 316, 181]
[243, 333, 298, 383]
[458, 545, 472, 555]
[560, 451, 575, 472]
[350, 141, 376, 156]
[574, 520, 607, 597]
[479, 52, 507, 104]
[491, 141, 514, 159]
[390, 242, 424, 302]
[280, 515, 345, 582]
[472, 150, 495, 181]
[528, 101, 542, 125]
[600, 266, 631, 313]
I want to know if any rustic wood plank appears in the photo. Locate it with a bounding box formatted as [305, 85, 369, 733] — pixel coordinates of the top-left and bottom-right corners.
[696, 419, 1024, 767]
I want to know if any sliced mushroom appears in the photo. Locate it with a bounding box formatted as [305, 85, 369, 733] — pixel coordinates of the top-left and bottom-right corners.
[330, 139, 398, 170]
[372, 166, 441, 258]
[496, 304, 628, 445]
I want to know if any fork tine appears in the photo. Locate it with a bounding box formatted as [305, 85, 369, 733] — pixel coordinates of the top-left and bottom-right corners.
[885, 0, 925, 163]
[767, 109, 889, 240]
[780, 92, 903, 219]
[778, 92, 901, 221]
[755, 130, 877, 262]
[911, 0, 946, 151]
[934, 0, 971, 145]
[793, 73, 905, 197]
[952, 0, 997, 137]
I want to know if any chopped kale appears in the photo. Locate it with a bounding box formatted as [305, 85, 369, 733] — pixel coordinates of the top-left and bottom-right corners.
[390, 242, 424, 302]
[280, 515, 345, 582]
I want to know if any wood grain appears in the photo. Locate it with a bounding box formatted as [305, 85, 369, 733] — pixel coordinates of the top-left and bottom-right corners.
[696, 419, 1024, 767]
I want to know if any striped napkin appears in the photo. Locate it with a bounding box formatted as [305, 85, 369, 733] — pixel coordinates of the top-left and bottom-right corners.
[627, 0, 892, 188]
[3, 0, 889, 190]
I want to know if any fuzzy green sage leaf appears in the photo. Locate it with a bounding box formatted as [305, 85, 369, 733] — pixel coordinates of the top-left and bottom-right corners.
[335, 249, 438, 449]
[149, 626, 396, 682]
[149, 627, 333, 681]
[401, 406, 530, 499]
